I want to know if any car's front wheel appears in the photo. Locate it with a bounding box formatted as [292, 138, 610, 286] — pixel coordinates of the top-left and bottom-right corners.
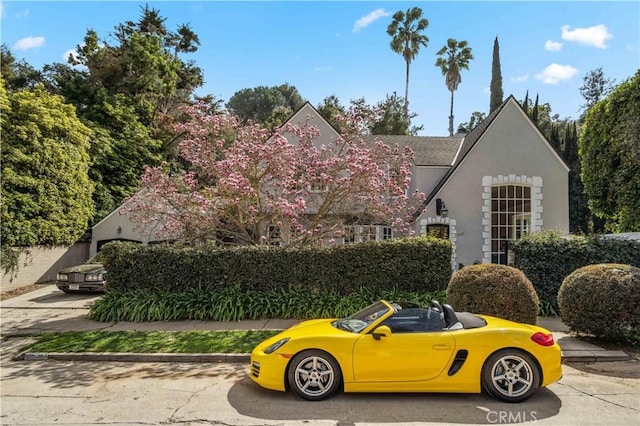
[287, 350, 341, 401]
[482, 349, 540, 403]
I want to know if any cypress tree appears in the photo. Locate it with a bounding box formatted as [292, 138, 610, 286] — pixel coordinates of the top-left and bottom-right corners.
[522, 90, 529, 115]
[532, 93, 539, 125]
[490, 36, 503, 113]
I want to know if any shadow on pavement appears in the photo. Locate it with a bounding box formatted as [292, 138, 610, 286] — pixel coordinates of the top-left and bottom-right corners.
[228, 376, 562, 425]
[2, 360, 245, 389]
[565, 360, 640, 379]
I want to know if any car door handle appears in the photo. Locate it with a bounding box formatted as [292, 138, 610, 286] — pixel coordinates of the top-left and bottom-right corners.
[432, 344, 452, 350]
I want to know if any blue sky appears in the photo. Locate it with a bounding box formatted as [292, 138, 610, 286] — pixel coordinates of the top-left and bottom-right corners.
[2, 1, 639, 136]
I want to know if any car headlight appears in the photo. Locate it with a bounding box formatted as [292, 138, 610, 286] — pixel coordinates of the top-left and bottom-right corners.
[57, 273, 68, 282]
[264, 338, 290, 354]
[85, 273, 104, 282]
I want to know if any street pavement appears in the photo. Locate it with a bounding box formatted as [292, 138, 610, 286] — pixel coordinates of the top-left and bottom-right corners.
[0, 284, 633, 363]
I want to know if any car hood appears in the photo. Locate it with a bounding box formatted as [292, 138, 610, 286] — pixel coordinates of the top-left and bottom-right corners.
[254, 318, 339, 352]
[58, 263, 105, 274]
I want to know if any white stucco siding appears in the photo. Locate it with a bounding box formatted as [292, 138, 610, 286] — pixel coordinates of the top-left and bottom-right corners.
[90, 207, 166, 257]
[410, 166, 450, 195]
[282, 103, 339, 147]
[420, 100, 569, 268]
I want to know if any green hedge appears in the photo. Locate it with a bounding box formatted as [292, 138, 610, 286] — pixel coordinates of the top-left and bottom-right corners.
[511, 231, 640, 314]
[100, 235, 452, 294]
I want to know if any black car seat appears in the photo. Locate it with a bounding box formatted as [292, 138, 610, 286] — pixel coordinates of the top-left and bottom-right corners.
[443, 304, 464, 330]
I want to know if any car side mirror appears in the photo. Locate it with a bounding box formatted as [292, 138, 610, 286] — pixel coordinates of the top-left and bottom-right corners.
[372, 325, 391, 340]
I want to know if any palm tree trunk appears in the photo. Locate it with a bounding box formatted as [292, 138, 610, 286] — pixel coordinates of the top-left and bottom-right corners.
[448, 89, 455, 136]
[404, 60, 410, 119]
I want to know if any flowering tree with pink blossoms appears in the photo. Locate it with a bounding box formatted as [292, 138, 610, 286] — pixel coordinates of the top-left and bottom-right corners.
[123, 102, 425, 246]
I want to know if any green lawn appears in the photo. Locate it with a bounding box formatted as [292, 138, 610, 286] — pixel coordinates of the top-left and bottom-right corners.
[22, 330, 281, 354]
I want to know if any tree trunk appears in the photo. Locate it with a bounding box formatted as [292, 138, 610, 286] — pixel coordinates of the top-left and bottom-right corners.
[404, 60, 410, 119]
[448, 89, 455, 136]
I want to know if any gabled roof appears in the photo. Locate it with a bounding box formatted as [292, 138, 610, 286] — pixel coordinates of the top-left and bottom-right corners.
[362, 135, 462, 166]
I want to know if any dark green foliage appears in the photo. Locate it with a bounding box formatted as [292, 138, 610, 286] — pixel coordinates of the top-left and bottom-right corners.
[100, 236, 452, 294]
[1, 85, 94, 246]
[558, 264, 640, 341]
[227, 83, 305, 125]
[511, 231, 640, 313]
[580, 71, 640, 232]
[88, 285, 447, 322]
[489, 37, 503, 113]
[446, 264, 539, 324]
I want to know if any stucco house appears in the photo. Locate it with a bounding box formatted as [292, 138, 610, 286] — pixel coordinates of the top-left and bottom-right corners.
[91, 95, 569, 270]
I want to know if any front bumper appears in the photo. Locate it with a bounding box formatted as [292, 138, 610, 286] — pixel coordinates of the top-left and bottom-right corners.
[56, 282, 106, 292]
[249, 350, 290, 392]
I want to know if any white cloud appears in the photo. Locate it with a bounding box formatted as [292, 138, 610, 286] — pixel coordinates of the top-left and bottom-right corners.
[510, 74, 529, 83]
[535, 63, 578, 84]
[314, 66, 333, 72]
[544, 40, 562, 51]
[13, 36, 45, 51]
[353, 8, 390, 33]
[561, 24, 613, 49]
[483, 87, 490, 95]
[0, 4, 4, 19]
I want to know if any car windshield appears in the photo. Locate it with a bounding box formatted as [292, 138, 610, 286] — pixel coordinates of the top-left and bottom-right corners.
[332, 301, 393, 333]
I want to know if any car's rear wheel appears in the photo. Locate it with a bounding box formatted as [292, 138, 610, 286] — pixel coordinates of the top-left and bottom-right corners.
[287, 350, 341, 401]
[482, 349, 540, 403]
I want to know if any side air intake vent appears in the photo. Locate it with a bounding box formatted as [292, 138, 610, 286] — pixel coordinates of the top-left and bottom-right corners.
[448, 349, 469, 376]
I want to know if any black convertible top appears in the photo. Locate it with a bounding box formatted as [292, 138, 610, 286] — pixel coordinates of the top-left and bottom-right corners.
[456, 312, 487, 329]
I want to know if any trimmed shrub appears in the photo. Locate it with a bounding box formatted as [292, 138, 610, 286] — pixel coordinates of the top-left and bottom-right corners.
[511, 231, 640, 314]
[446, 264, 539, 324]
[558, 264, 640, 341]
[100, 236, 452, 294]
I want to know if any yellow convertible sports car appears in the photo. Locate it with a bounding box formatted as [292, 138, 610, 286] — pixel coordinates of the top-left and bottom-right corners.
[250, 300, 562, 402]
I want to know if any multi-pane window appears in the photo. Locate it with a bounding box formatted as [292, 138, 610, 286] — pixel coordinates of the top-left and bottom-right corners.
[342, 225, 392, 244]
[426, 224, 450, 239]
[491, 185, 531, 264]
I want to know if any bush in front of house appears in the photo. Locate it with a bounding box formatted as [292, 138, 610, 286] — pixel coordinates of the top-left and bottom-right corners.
[511, 231, 640, 315]
[446, 264, 539, 325]
[100, 236, 453, 294]
[558, 264, 640, 341]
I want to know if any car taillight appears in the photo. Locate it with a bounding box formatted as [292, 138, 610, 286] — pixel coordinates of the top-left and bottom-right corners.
[531, 332, 554, 346]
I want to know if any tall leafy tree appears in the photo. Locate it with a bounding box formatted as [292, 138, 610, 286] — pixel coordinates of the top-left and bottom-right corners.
[1, 84, 93, 247]
[580, 71, 640, 232]
[227, 83, 305, 126]
[386, 7, 429, 118]
[579, 67, 615, 121]
[435, 38, 473, 136]
[317, 95, 348, 132]
[490, 36, 503, 113]
[61, 5, 203, 222]
[459, 111, 486, 133]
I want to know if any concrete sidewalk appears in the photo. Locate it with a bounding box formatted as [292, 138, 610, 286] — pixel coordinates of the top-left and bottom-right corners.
[1, 285, 631, 363]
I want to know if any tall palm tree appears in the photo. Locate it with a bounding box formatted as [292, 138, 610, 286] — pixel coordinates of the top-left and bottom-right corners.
[387, 7, 429, 119]
[435, 38, 473, 136]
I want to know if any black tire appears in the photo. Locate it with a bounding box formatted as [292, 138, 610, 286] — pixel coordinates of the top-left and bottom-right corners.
[482, 349, 540, 403]
[287, 350, 341, 401]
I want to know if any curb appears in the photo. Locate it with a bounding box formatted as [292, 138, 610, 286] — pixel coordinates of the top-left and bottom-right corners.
[17, 351, 630, 363]
[19, 352, 250, 363]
